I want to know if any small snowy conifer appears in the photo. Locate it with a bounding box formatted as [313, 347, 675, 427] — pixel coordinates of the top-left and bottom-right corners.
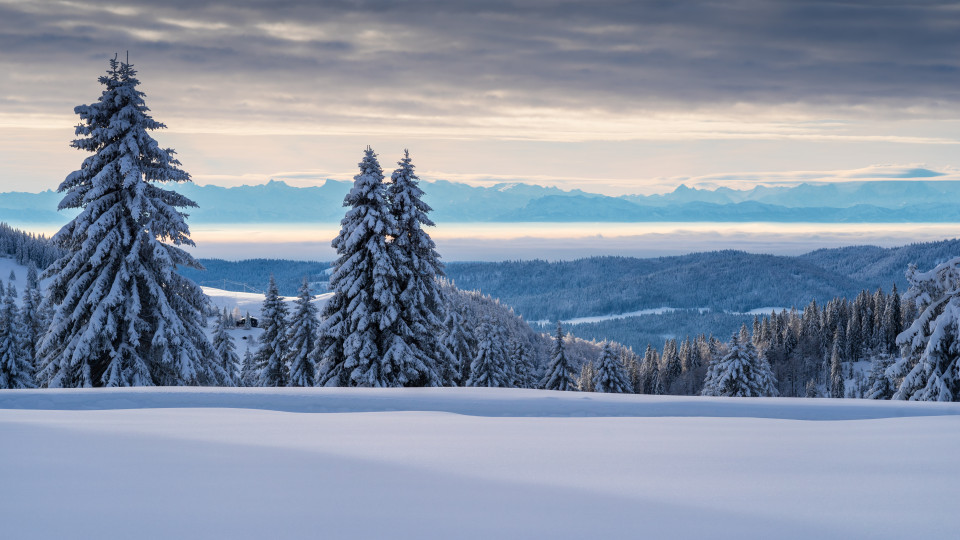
[441, 309, 472, 385]
[829, 339, 845, 398]
[543, 322, 576, 391]
[211, 308, 240, 386]
[240, 347, 257, 387]
[255, 276, 290, 387]
[593, 342, 631, 393]
[701, 326, 778, 398]
[287, 278, 318, 387]
[0, 284, 33, 389]
[467, 319, 508, 387]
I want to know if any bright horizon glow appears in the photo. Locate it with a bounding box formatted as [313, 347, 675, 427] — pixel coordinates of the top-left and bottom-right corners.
[14, 221, 960, 262]
[179, 222, 960, 261]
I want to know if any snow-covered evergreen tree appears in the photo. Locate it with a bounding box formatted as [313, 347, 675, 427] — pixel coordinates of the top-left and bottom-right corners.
[593, 342, 631, 393]
[36, 56, 215, 388]
[891, 259, 960, 401]
[0, 283, 33, 389]
[240, 346, 257, 387]
[467, 319, 508, 387]
[510, 339, 535, 388]
[658, 338, 681, 393]
[865, 353, 896, 400]
[211, 308, 240, 386]
[255, 276, 290, 387]
[287, 278, 318, 387]
[441, 309, 472, 385]
[578, 361, 596, 392]
[829, 339, 844, 398]
[316, 147, 437, 387]
[543, 322, 575, 391]
[641, 344, 662, 395]
[701, 326, 778, 398]
[18, 266, 43, 368]
[388, 150, 447, 385]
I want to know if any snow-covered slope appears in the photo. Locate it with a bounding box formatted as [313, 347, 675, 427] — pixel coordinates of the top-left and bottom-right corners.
[202, 286, 332, 318]
[1, 388, 957, 539]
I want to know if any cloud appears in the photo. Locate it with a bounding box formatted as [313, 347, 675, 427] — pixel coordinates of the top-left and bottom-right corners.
[671, 164, 960, 191]
[0, 0, 958, 142]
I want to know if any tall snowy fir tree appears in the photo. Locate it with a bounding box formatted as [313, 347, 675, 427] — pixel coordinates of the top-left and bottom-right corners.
[316, 147, 437, 387]
[388, 150, 447, 385]
[543, 322, 576, 391]
[593, 342, 631, 393]
[211, 308, 239, 386]
[0, 283, 33, 389]
[36, 57, 216, 388]
[702, 326, 778, 398]
[891, 259, 960, 401]
[255, 276, 290, 387]
[287, 278, 318, 387]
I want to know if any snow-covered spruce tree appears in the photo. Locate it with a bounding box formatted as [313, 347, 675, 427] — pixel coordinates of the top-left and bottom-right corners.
[829, 339, 845, 398]
[865, 353, 895, 400]
[578, 361, 596, 392]
[255, 276, 290, 387]
[467, 319, 508, 387]
[0, 283, 33, 389]
[593, 342, 631, 393]
[317, 147, 438, 387]
[891, 259, 960, 401]
[36, 57, 217, 388]
[543, 322, 576, 391]
[701, 326, 778, 398]
[388, 150, 447, 385]
[18, 266, 43, 368]
[441, 308, 472, 385]
[640, 344, 662, 395]
[286, 277, 318, 387]
[510, 339, 535, 388]
[211, 308, 240, 386]
[240, 347, 257, 387]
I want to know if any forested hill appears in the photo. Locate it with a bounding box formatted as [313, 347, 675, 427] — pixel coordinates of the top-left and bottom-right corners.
[446, 239, 960, 321]
[183, 238, 960, 322]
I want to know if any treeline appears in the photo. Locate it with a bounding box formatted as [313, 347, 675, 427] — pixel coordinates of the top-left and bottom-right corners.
[571, 285, 911, 398]
[0, 223, 63, 269]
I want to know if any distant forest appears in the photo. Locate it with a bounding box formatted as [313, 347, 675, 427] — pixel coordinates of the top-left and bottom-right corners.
[170, 239, 960, 354]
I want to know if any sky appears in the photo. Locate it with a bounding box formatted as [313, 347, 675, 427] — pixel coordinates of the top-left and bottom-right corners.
[1, 0, 960, 196]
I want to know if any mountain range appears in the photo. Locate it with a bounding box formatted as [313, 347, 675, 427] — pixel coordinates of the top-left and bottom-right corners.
[5, 172, 960, 224]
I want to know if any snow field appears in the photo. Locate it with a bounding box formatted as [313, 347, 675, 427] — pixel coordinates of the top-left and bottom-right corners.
[1, 388, 958, 540]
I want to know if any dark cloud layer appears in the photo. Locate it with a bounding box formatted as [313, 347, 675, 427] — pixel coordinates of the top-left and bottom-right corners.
[1, 0, 958, 131]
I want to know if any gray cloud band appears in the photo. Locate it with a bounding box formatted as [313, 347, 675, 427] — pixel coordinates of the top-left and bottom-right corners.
[0, 0, 957, 126]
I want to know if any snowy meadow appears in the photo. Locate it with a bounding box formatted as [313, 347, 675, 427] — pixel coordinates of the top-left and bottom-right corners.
[2, 388, 959, 540]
